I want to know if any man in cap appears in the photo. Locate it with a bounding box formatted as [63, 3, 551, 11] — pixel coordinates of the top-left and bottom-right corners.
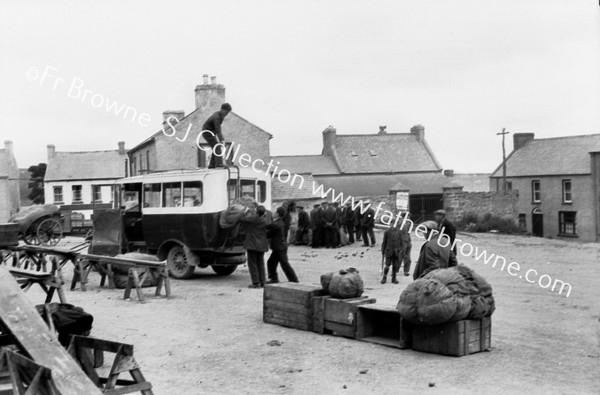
[360, 199, 376, 247]
[399, 212, 412, 276]
[413, 220, 458, 280]
[295, 206, 310, 245]
[266, 206, 299, 283]
[202, 103, 232, 168]
[342, 202, 355, 244]
[433, 209, 457, 254]
[239, 205, 269, 288]
[310, 204, 322, 248]
[380, 222, 404, 284]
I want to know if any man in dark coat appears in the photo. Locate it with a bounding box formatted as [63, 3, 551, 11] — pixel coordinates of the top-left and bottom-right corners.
[202, 103, 232, 168]
[381, 223, 404, 284]
[413, 221, 458, 280]
[361, 200, 376, 247]
[323, 202, 338, 248]
[434, 209, 457, 254]
[295, 206, 310, 245]
[333, 202, 342, 246]
[239, 205, 269, 288]
[343, 202, 355, 244]
[399, 212, 412, 276]
[266, 207, 299, 283]
[319, 201, 328, 247]
[310, 204, 322, 248]
[353, 206, 363, 242]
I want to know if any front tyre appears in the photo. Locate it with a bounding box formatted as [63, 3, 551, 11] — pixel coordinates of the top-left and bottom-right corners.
[211, 265, 237, 276]
[167, 245, 196, 279]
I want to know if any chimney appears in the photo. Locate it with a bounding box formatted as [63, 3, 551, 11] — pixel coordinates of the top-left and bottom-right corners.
[47, 144, 55, 160]
[444, 169, 454, 177]
[3, 140, 13, 155]
[410, 124, 425, 142]
[513, 133, 535, 151]
[195, 74, 225, 111]
[322, 126, 337, 156]
[203, 74, 209, 85]
[118, 141, 125, 155]
[378, 125, 387, 135]
[162, 110, 185, 124]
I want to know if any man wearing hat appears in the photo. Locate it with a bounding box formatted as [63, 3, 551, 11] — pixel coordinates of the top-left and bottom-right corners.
[380, 222, 404, 284]
[413, 220, 458, 279]
[360, 200, 376, 247]
[434, 209, 457, 254]
[295, 206, 310, 245]
[310, 204, 322, 248]
[342, 202, 355, 244]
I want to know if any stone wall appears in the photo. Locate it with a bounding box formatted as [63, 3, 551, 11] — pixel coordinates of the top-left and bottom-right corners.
[443, 189, 518, 224]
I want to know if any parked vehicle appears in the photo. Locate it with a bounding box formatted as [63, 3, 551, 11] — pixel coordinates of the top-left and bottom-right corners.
[7, 204, 63, 246]
[89, 167, 271, 279]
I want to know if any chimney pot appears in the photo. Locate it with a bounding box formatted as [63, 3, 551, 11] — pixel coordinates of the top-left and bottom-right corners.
[4, 140, 13, 154]
[444, 169, 454, 177]
[410, 124, 425, 142]
[513, 132, 535, 151]
[322, 126, 337, 156]
[47, 144, 56, 160]
[210, 76, 217, 85]
[118, 141, 125, 155]
[378, 126, 387, 134]
[203, 74, 209, 85]
[194, 79, 226, 111]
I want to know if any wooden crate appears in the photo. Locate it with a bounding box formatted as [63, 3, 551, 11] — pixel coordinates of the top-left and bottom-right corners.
[263, 283, 327, 331]
[411, 317, 492, 357]
[312, 296, 376, 338]
[356, 304, 412, 349]
[0, 223, 19, 248]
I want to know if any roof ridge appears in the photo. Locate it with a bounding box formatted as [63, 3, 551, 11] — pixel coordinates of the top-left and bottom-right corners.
[337, 133, 413, 138]
[55, 149, 123, 155]
[271, 154, 330, 158]
[530, 133, 600, 142]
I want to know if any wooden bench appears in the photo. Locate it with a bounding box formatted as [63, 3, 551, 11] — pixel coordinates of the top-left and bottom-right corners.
[6, 257, 67, 304]
[78, 254, 170, 302]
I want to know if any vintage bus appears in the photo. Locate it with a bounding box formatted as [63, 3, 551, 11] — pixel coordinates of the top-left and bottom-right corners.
[92, 167, 271, 279]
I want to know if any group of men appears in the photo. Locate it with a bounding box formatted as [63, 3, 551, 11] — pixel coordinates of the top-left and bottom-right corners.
[305, 200, 377, 249]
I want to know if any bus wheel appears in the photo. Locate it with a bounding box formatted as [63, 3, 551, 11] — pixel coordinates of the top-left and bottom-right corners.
[167, 245, 195, 279]
[211, 265, 237, 276]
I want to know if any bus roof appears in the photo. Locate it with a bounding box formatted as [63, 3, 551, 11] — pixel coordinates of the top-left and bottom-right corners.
[117, 167, 267, 184]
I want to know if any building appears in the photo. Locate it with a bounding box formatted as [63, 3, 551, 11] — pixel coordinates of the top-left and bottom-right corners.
[0, 140, 20, 222]
[490, 133, 600, 242]
[127, 75, 272, 175]
[273, 125, 457, 221]
[44, 142, 128, 224]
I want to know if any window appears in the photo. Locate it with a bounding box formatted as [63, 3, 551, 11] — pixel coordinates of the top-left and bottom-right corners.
[241, 180, 256, 200]
[122, 184, 140, 211]
[257, 181, 267, 203]
[92, 185, 102, 202]
[53, 186, 63, 203]
[72, 185, 82, 203]
[558, 211, 577, 235]
[518, 214, 526, 230]
[146, 150, 150, 171]
[183, 181, 203, 207]
[562, 180, 572, 203]
[143, 183, 161, 207]
[131, 156, 137, 176]
[531, 180, 541, 203]
[227, 180, 238, 204]
[506, 181, 513, 191]
[162, 182, 182, 207]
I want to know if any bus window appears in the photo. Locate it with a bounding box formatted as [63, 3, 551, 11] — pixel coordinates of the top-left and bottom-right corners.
[183, 181, 203, 207]
[228, 179, 238, 204]
[143, 183, 161, 207]
[163, 182, 182, 207]
[241, 179, 256, 200]
[257, 180, 267, 203]
[122, 183, 141, 211]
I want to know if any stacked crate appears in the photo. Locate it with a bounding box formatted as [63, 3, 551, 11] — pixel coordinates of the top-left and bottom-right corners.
[311, 296, 376, 338]
[411, 317, 492, 356]
[263, 283, 327, 331]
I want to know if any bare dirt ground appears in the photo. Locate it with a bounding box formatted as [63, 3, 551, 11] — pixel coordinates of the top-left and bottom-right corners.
[20, 231, 600, 394]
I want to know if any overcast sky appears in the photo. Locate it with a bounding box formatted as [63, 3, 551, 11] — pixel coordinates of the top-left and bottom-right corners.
[1, 0, 599, 173]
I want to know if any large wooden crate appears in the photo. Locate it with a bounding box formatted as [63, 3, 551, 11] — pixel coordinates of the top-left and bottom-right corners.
[263, 283, 327, 331]
[355, 304, 411, 349]
[0, 223, 19, 248]
[312, 296, 376, 338]
[411, 317, 492, 357]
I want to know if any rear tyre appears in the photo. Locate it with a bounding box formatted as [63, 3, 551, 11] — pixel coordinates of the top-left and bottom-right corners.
[167, 245, 196, 279]
[211, 265, 237, 276]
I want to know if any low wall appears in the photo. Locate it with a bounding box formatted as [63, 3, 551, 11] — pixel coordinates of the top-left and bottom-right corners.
[444, 190, 518, 223]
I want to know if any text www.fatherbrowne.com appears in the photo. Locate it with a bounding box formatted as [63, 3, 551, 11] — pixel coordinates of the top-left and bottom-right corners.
[163, 122, 573, 298]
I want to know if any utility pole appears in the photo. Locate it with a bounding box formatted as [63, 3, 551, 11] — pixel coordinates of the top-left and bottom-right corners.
[497, 128, 509, 191]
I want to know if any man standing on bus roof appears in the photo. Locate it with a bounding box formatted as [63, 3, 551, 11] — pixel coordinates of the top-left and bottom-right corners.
[202, 103, 232, 169]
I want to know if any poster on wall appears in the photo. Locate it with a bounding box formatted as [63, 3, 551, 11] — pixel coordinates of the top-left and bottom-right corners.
[395, 191, 409, 211]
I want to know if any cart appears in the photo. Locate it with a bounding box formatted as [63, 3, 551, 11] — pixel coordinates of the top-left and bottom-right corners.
[7, 204, 63, 246]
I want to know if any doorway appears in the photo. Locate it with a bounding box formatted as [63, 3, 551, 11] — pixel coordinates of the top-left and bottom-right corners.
[532, 208, 543, 237]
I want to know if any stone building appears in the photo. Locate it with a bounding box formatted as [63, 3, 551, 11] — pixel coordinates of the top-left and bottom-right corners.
[44, 142, 128, 225]
[490, 133, 600, 242]
[127, 75, 272, 175]
[0, 140, 20, 222]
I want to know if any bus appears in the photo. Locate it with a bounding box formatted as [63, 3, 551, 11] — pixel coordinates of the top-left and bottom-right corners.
[91, 166, 271, 279]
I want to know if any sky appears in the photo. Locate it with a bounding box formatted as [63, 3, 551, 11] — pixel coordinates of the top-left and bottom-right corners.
[1, 0, 599, 173]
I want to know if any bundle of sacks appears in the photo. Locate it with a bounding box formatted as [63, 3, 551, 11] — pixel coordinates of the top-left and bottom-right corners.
[397, 264, 495, 324]
[219, 196, 257, 230]
[320, 268, 364, 299]
[110, 252, 160, 289]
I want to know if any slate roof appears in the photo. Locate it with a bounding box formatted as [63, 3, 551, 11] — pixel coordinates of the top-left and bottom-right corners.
[270, 155, 339, 175]
[45, 150, 127, 181]
[0, 150, 8, 177]
[272, 173, 324, 201]
[314, 173, 457, 197]
[333, 133, 442, 174]
[490, 134, 600, 177]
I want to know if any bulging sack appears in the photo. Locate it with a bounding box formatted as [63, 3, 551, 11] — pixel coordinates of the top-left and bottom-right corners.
[320, 272, 334, 292]
[397, 278, 458, 324]
[328, 268, 364, 299]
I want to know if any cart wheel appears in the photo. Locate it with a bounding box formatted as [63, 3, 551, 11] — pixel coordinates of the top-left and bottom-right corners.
[37, 217, 63, 246]
[23, 232, 41, 245]
[167, 245, 196, 279]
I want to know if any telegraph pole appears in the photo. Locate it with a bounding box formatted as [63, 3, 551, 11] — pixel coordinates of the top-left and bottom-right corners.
[497, 128, 509, 191]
